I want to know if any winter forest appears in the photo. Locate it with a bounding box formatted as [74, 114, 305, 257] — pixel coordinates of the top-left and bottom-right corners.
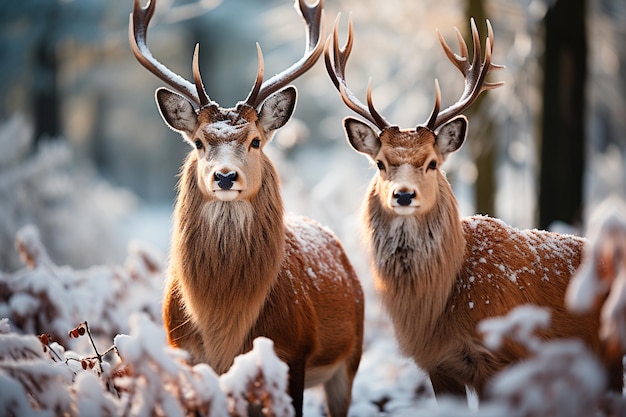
[1, 0, 626, 415]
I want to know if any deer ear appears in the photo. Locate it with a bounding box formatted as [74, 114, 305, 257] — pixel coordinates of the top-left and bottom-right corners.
[344, 117, 380, 158]
[435, 115, 467, 157]
[258, 86, 297, 135]
[155, 88, 198, 135]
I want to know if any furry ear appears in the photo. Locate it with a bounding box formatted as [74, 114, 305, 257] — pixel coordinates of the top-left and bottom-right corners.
[258, 86, 297, 135]
[344, 117, 381, 158]
[435, 115, 467, 158]
[155, 88, 198, 135]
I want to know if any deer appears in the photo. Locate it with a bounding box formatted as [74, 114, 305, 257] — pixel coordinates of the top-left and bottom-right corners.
[324, 16, 623, 401]
[129, 1, 364, 416]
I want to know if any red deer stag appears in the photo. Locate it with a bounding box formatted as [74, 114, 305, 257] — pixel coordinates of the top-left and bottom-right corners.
[325, 16, 622, 400]
[129, 1, 364, 416]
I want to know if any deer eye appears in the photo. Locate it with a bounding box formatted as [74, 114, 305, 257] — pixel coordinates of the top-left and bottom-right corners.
[428, 160, 438, 170]
[376, 160, 385, 170]
[194, 139, 204, 150]
[250, 138, 261, 149]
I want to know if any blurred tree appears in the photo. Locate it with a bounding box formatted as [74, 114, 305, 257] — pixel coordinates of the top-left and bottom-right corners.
[465, 0, 496, 217]
[0, 0, 106, 146]
[539, 0, 587, 229]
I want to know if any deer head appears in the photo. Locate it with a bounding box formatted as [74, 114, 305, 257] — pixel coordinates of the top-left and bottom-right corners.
[325, 16, 503, 216]
[130, 0, 324, 202]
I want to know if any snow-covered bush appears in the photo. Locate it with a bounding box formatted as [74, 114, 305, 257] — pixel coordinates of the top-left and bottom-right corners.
[0, 314, 297, 417]
[0, 115, 135, 271]
[480, 306, 610, 417]
[220, 337, 294, 417]
[0, 224, 163, 346]
[567, 197, 626, 360]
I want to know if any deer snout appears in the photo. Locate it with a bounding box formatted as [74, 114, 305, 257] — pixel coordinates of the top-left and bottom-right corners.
[210, 167, 244, 201]
[390, 186, 419, 215]
[393, 191, 416, 206]
[214, 171, 238, 190]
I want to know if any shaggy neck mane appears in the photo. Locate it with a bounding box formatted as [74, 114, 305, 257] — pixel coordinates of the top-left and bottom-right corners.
[364, 174, 465, 357]
[170, 153, 284, 372]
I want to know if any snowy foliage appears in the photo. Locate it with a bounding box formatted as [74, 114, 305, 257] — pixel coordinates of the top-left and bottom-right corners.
[0, 115, 136, 271]
[220, 338, 294, 417]
[480, 306, 610, 417]
[567, 198, 626, 363]
[0, 224, 162, 348]
[0, 313, 294, 417]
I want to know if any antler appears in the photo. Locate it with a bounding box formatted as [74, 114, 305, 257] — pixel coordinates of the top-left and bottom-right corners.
[324, 14, 390, 130]
[243, 0, 325, 108]
[424, 18, 504, 130]
[129, 0, 213, 108]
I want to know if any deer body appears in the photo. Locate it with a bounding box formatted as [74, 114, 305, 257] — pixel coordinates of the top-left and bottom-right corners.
[325, 17, 622, 399]
[365, 176, 602, 394]
[165, 143, 363, 411]
[130, 1, 363, 415]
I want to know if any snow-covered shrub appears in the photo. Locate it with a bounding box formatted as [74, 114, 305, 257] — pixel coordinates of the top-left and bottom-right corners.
[0, 322, 77, 416]
[220, 337, 294, 417]
[114, 314, 229, 417]
[0, 115, 135, 271]
[567, 197, 626, 360]
[480, 305, 615, 417]
[0, 224, 163, 346]
[0, 314, 297, 417]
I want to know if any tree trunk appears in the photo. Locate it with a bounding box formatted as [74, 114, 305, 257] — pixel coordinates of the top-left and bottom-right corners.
[33, 6, 61, 145]
[539, 0, 587, 229]
[465, 0, 495, 217]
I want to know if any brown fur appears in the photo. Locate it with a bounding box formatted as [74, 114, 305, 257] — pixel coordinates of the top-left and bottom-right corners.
[355, 125, 622, 399]
[163, 102, 364, 417]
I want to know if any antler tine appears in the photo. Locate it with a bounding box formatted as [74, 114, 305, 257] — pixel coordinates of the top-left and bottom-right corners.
[425, 18, 504, 130]
[192, 44, 211, 108]
[437, 27, 469, 75]
[425, 79, 442, 130]
[243, 43, 265, 107]
[244, 0, 325, 108]
[129, 0, 211, 108]
[324, 14, 390, 130]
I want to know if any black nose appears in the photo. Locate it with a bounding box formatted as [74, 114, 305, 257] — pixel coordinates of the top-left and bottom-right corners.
[394, 191, 415, 206]
[214, 171, 238, 190]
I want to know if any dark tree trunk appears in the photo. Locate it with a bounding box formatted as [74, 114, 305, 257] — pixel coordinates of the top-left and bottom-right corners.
[33, 4, 61, 145]
[539, 0, 587, 229]
[33, 39, 61, 144]
[465, 0, 496, 217]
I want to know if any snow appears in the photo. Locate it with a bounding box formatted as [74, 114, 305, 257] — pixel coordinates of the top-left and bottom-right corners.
[220, 337, 294, 417]
[478, 305, 551, 352]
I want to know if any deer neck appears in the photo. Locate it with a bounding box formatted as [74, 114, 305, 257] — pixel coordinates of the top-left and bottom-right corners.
[170, 154, 284, 372]
[364, 175, 465, 358]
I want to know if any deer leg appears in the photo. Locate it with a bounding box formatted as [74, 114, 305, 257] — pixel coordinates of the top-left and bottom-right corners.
[323, 362, 353, 417]
[429, 370, 467, 399]
[606, 355, 624, 392]
[288, 359, 306, 417]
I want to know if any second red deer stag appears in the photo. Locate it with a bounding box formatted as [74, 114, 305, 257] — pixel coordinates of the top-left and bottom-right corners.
[130, 1, 364, 416]
[325, 16, 622, 400]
